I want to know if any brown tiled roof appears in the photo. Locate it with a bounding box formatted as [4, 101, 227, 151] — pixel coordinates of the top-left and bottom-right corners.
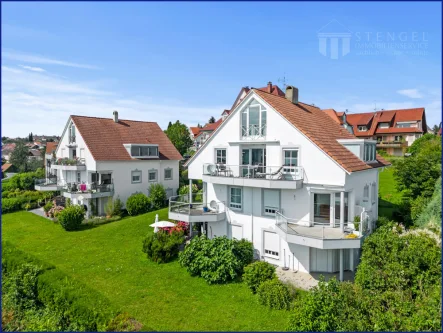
[71, 116, 182, 161]
[254, 89, 390, 173]
[189, 127, 201, 137]
[2, 163, 12, 172]
[45, 142, 58, 154]
[323, 109, 343, 125]
[200, 118, 223, 132]
[256, 84, 285, 97]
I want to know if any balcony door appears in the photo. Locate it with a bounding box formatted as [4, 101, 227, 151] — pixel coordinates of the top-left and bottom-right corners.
[313, 193, 331, 225]
[241, 148, 266, 177]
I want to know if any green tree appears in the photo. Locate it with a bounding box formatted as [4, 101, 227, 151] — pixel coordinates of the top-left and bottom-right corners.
[164, 120, 193, 156]
[10, 142, 30, 172]
[432, 124, 441, 133]
[208, 116, 216, 124]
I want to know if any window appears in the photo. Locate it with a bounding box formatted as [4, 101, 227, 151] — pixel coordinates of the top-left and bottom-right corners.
[132, 170, 142, 183]
[77, 172, 81, 183]
[148, 169, 157, 182]
[101, 173, 112, 184]
[358, 126, 367, 131]
[263, 189, 280, 216]
[283, 149, 298, 166]
[263, 231, 279, 258]
[394, 135, 403, 142]
[396, 122, 415, 128]
[334, 192, 349, 222]
[229, 187, 242, 209]
[130, 145, 159, 157]
[91, 173, 99, 184]
[378, 123, 389, 129]
[164, 168, 172, 180]
[72, 149, 77, 159]
[371, 183, 376, 204]
[363, 185, 369, 202]
[215, 149, 226, 164]
[241, 100, 267, 137]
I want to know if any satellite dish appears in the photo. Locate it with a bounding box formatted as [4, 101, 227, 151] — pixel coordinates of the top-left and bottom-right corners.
[209, 200, 218, 212]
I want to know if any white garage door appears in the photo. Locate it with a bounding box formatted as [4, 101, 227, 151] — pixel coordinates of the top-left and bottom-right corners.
[263, 230, 280, 259]
[231, 224, 243, 240]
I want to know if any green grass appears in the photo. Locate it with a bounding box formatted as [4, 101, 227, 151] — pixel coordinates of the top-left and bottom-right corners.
[378, 160, 403, 219]
[2, 209, 289, 331]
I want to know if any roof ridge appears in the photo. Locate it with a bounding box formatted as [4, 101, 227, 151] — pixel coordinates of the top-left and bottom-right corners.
[70, 115, 157, 124]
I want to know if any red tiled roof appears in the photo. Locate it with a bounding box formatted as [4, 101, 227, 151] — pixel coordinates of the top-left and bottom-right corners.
[2, 163, 12, 172]
[71, 116, 182, 161]
[256, 83, 285, 97]
[45, 142, 58, 154]
[200, 118, 223, 132]
[254, 89, 390, 173]
[323, 109, 343, 125]
[347, 108, 426, 137]
[189, 127, 201, 137]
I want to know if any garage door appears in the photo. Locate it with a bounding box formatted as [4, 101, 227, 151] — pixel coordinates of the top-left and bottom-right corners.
[263, 230, 280, 259]
[231, 224, 243, 240]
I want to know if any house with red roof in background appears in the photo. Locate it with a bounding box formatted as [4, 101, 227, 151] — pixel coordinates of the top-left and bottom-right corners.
[324, 108, 427, 156]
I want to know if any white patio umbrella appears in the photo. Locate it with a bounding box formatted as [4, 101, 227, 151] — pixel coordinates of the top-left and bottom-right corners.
[150, 214, 175, 233]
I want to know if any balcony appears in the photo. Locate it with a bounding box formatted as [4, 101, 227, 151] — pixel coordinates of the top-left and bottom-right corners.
[51, 158, 86, 171]
[275, 212, 371, 250]
[376, 140, 407, 148]
[241, 125, 266, 139]
[62, 182, 114, 199]
[168, 194, 226, 223]
[34, 177, 64, 191]
[202, 164, 303, 189]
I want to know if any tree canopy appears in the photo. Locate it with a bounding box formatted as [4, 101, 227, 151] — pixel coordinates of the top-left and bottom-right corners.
[208, 116, 216, 124]
[164, 120, 193, 156]
[9, 142, 30, 172]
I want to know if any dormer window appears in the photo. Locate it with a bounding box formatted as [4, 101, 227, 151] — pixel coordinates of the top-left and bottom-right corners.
[378, 122, 389, 129]
[124, 144, 159, 158]
[363, 143, 376, 162]
[396, 121, 416, 128]
[241, 100, 267, 138]
[358, 126, 367, 131]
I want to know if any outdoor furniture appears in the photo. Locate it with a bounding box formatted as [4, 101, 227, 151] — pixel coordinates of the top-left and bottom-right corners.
[79, 183, 87, 192]
[256, 165, 284, 179]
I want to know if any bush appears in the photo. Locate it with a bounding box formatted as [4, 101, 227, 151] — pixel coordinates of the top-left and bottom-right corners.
[257, 279, 292, 310]
[415, 177, 441, 230]
[243, 261, 276, 294]
[142, 229, 185, 264]
[43, 201, 53, 213]
[113, 197, 123, 217]
[148, 183, 167, 210]
[1, 198, 22, 214]
[232, 238, 254, 273]
[105, 197, 114, 217]
[178, 236, 253, 284]
[126, 193, 151, 216]
[58, 205, 85, 231]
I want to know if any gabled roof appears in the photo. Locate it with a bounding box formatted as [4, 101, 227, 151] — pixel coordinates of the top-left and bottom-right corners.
[256, 84, 285, 97]
[254, 90, 390, 173]
[322, 109, 343, 125]
[200, 118, 223, 132]
[70, 115, 182, 161]
[189, 127, 201, 137]
[45, 142, 58, 154]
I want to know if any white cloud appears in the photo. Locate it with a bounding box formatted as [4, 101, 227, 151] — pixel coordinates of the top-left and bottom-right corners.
[2, 50, 100, 70]
[1, 65, 225, 137]
[19, 65, 46, 72]
[397, 88, 423, 99]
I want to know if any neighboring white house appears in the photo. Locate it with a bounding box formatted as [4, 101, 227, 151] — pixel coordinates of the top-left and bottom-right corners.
[169, 85, 390, 280]
[36, 111, 182, 216]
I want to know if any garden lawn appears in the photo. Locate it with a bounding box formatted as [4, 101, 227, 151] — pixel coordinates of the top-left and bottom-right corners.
[378, 162, 403, 219]
[2, 210, 289, 331]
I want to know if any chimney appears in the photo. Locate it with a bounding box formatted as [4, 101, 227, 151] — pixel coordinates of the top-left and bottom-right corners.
[285, 86, 299, 104]
[113, 110, 118, 123]
[267, 81, 273, 93]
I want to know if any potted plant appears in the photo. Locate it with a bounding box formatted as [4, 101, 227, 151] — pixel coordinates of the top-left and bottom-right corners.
[203, 206, 209, 213]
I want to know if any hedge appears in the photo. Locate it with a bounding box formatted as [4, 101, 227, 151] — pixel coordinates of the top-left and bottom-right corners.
[1, 242, 123, 331]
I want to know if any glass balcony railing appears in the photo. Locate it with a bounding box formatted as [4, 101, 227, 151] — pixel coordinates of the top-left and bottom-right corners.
[203, 163, 303, 181]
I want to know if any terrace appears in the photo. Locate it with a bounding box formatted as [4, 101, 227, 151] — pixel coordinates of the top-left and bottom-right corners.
[62, 182, 114, 199]
[169, 193, 226, 223]
[51, 157, 86, 171]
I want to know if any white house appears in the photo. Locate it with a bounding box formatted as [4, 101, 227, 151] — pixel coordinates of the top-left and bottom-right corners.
[35, 111, 182, 216]
[169, 85, 390, 280]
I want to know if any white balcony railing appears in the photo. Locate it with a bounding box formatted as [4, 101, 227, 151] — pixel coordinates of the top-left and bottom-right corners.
[241, 125, 266, 139]
[203, 163, 303, 181]
[275, 211, 370, 240]
[169, 193, 226, 217]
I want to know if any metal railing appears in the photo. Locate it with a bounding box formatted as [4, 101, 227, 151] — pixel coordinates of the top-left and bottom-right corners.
[275, 211, 370, 240]
[52, 157, 86, 166]
[241, 124, 266, 138]
[34, 177, 61, 186]
[169, 193, 226, 216]
[62, 182, 114, 194]
[203, 163, 303, 181]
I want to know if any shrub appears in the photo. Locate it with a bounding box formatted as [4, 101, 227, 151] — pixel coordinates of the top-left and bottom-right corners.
[148, 183, 167, 210]
[1, 198, 22, 214]
[243, 261, 276, 294]
[113, 197, 123, 217]
[232, 238, 254, 272]
[179, 236, 253, 284]
[142, 229, 185, 263]
[105, 197, 114, 217]
[126, 193, 151, 216]
[257, 279, 292, 310]
[48, 205, 64, 218]
[106, 312, 143, 332]
[43, 201, 53, 213]
[58, 205, 85, 231]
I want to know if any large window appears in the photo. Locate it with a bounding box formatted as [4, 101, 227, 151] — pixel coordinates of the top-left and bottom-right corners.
[396, 122, 415, 128]
[394, 135, 403, 142]
[215, 149, 226, 164]
[229, 187, 242, 210]
[130, 145, 159, 158]
[241, 101, 267, 137]
[283, 149, 298, 166]
[132, 170, 142, 183]
[164, 168, 172, 180]
[363, 143, 376, 162]
[263, 189, 280, 216]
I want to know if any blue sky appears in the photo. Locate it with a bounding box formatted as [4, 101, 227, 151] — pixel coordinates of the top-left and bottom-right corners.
[2, 1, 441, 137]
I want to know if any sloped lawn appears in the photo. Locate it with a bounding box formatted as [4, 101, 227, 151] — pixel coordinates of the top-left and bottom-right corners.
[378, 161, 403, 219]
[2, 209, 288, 331]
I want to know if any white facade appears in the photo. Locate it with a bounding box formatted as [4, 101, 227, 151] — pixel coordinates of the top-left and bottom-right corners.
[171, 91, 382, 279]
[36, 117, 180, 216]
